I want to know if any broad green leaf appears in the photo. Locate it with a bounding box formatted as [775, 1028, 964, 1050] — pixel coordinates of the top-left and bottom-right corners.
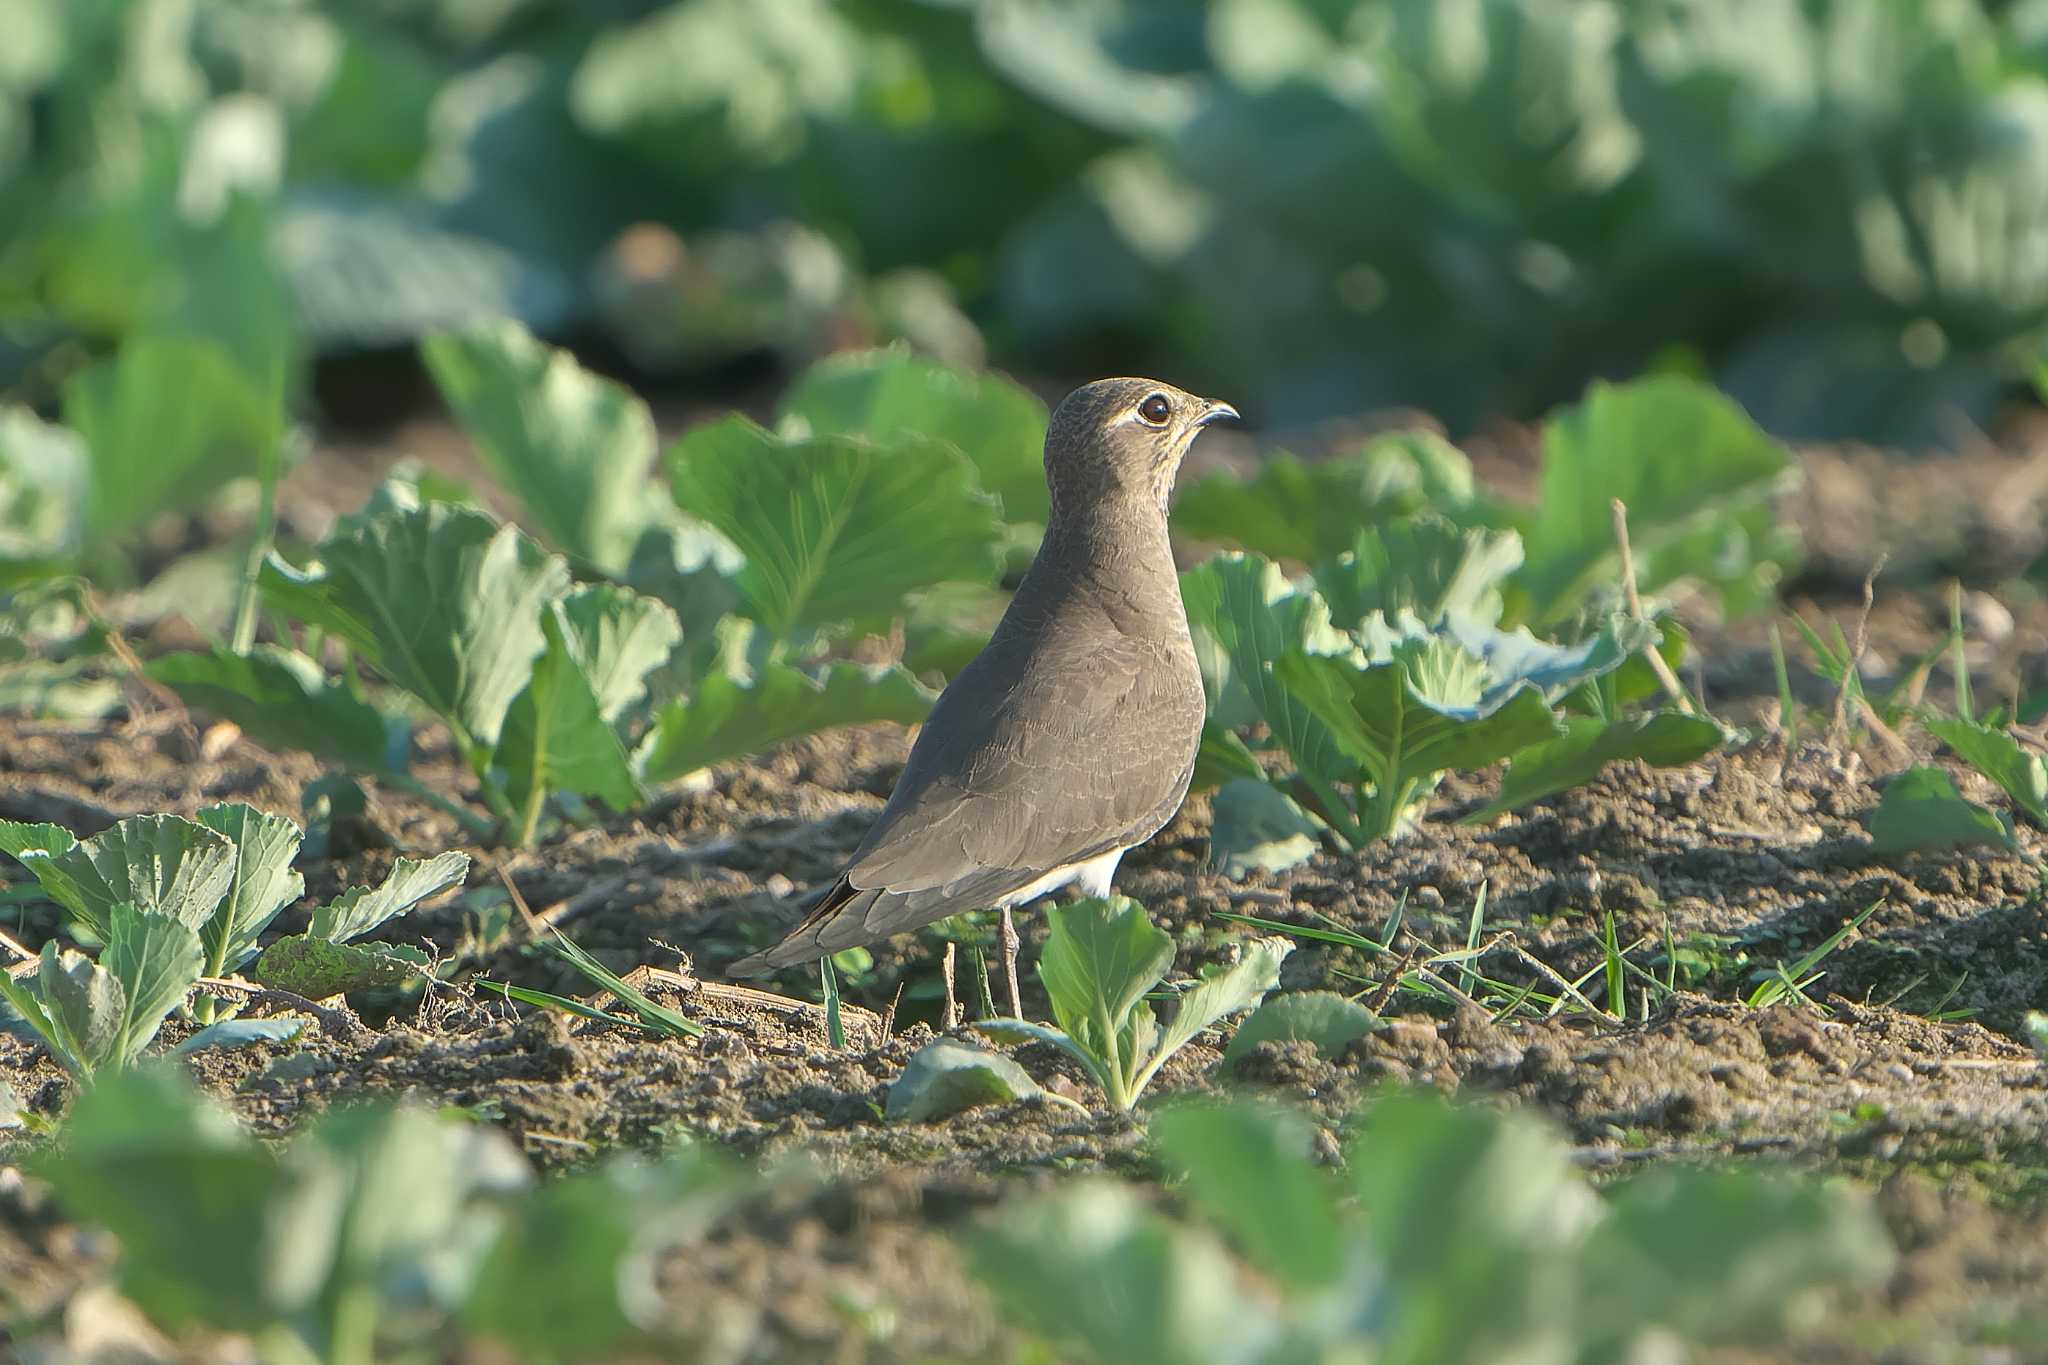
[1472, 713, 1726, 820]
[1180, 554, 1352, 787]
[570, 0, 859, 153]
[40, 815, 239, 939]
[1316, 515, 1524, 631]
[1038, 896, 1174, 1106]
[1223, 990, 1382, 1068]
[310, 852, 472, 943]
[1578, 1169, 1893, 1351]
[1347, 1093, 1597, 1364]
[423, 319, 659, 574]
[1207, 777, 1322, 878]
[970, 1184, 1272, 1365]
[1171, 432, 1475, 565]
[62, 335, 283, 539]
[0, 406, 87, 582]
[972, 1017, 1113, 1099]
[666, 417, 1002, 636]
[1867, 765, 2014, 855]
[1439, 613, 1654, 703]
[887, 1038, 1042, 1122]
[779, 349, 1051, 524]
[498, 587, 681, 817]
[461, 1169, 634, 1359]
[1141, 938, 1291, 1086]
[194, 804, 307, 975]
[34, 1068, 295, 1330]
[102, 902, 205, 1068]
[261, 490, 570, 756]
[1151, 1102, 1344, 1289]
[0, 820, 76, 862]
[173, 1017, 305, 1056]
[251, 936, 434, 997]
[1277, 641, 1567, 840]
[1515, 376, 1793, 624]
[148, 647, 411, 776]
[1924, 715, 2048, 827]
[637, 653, 933, 784]
[5, 941, 122, 1078]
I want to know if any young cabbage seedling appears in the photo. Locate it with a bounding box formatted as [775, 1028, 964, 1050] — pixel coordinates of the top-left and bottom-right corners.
[975, 896, 1289, 1111]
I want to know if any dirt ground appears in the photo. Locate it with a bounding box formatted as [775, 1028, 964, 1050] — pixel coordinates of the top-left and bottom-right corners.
[5, 426, 2048, 1362]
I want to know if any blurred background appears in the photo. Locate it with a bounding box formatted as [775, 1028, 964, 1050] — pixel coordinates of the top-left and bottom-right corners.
[9, 0, 2048, 446]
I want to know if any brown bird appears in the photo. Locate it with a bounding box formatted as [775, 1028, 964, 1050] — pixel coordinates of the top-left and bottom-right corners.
[729, 378, 1237, 1013]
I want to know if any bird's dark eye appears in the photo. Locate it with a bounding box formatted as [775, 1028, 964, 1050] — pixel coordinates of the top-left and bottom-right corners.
[1137, 392, 1173, 426]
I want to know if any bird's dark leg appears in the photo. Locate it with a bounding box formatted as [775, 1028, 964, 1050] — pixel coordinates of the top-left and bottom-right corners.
[941, 941, 960, 1031]
[999, 906, 1023, 1018]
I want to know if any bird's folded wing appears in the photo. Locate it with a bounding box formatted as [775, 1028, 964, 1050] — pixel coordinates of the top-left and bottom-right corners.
[729, 630, 1201, 973]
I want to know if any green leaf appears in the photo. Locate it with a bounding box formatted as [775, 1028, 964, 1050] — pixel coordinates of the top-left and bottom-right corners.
[1347, 1093, 1594, 1364]
[1316, 515, 1524, 631]
[1515, 376, 1793, 625]
[0, 820, 76, 862]
[147, 647, 411, 777]
[637, 644, 933, 783]
[1223, 990, 1382, 1068]
[1207, 777, 1322, 878]
[1867, 765, 2015, 855]
[570, 0, 859, 154]
[1140, 938, 1291, 1089]
[887, 1038, 1042, 1122]
[172, 1017, 305, 1056]
[1151, 1102, 1344, 1289]
[1036, 896, 1175, 1109]
[260, 490, 570, 758]
[1171, 432, 1475, 564]
[1578, 1169, 1894, 1350]
[0, 405, 88, 582]
[422, 319, 659, 574]
[778, 349, 1051, 524]
[666, 416, 1002, 637]
[193, 804, 306, 975]
[62, 335, 283, 540]
[34, 1067, 293, 1330]
[1277, 641, 1567, 841]
[1472, 713, 1726, 820]
[1180, 554, 1353, 789]
[498, 586, 681, 817]
[250, 936, 434, 997]
[102, 902, 205, 1069]
[970, 1184, 1270, 1365]
[3, 941, 122, 1078]
[310, 852, 472, 943]
[37, 814, 239, 939]
[1924, 714, 2048, 827]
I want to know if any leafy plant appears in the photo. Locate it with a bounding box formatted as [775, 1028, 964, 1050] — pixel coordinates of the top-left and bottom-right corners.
[976, 897, 1290, 1111]
[24, 1063, 754, 1364]
[1866, 767, 2014, 857]
[1923, 714, 2048, 829]
[973, 1095, 1893, 1365]
[150, 485, 686, 845]
[249, 852, 471, 999]
[1183, 549, 1718, 861]
[0, 904, 203, 1080]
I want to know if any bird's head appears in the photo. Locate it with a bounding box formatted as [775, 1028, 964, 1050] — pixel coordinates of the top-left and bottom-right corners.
[1043, 378, 1238, 519]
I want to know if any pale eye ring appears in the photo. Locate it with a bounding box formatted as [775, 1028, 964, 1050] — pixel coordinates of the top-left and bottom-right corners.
[1137, 392, 1173, 426]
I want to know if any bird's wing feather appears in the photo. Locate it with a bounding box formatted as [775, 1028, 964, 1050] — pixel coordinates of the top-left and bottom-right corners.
[728, 612, 1202, 975]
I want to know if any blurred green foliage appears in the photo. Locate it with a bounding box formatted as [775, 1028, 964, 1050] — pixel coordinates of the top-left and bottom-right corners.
[5, 0, 2048, 440]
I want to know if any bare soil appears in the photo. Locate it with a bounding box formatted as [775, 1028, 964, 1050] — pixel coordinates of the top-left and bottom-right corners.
[5, 431, 2048, 1362]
